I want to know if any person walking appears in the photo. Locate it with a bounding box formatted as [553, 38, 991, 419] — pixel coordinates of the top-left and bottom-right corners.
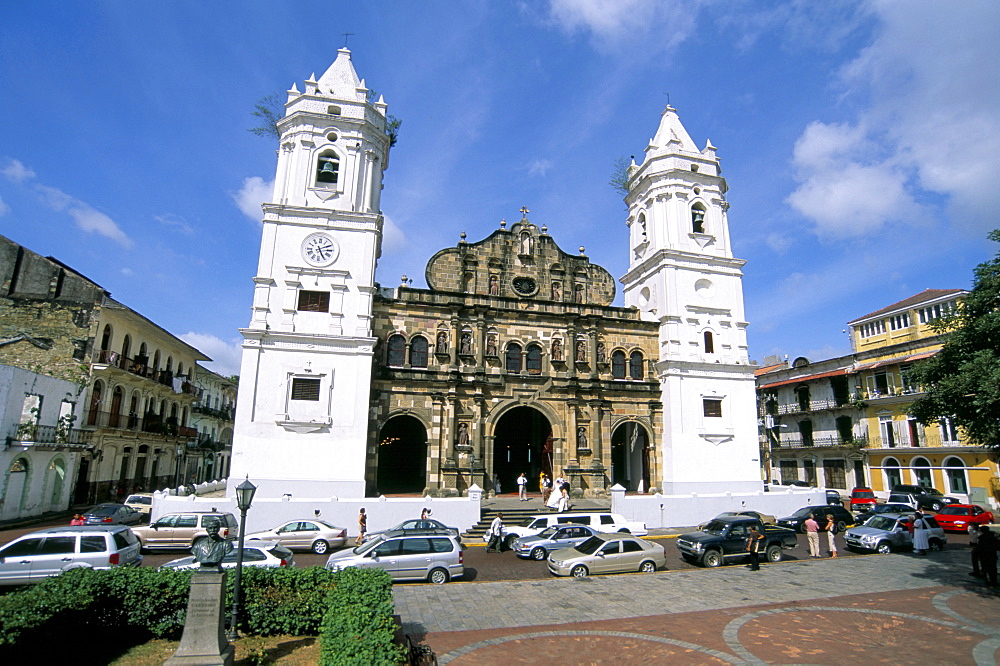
[557, 482, 569, 513]
[70, 514, 85, 526]
[912, 512, 930, 555]
[540, 473, 552, 506]
[804, 514, 820, 558]
[486, 512, 505, 553]
[546, 473, 564, 510]
[977, 525, 998, 587]
[825, 513, 838, 558]
[517, 472, 528, 501]
[746, 524, 765, 571]
[969, 523, 982, 578]
[356, 508, 367, 546]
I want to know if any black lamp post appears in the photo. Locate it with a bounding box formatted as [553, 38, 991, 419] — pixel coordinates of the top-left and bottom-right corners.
[227, 476, 256, 641]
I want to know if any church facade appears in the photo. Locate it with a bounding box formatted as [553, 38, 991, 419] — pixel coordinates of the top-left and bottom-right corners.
[228, 50, 761, 499]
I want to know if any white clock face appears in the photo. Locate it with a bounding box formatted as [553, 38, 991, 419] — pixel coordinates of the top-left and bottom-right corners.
[302, 233, 338, 266]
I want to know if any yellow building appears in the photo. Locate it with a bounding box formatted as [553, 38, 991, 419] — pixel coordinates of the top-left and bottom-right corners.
[847, 289, 997, 506]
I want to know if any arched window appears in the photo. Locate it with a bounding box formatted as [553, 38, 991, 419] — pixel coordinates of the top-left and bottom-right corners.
[912, 457, 932, 487]
[109, 386, 124, 428]
[611, 350, 626, 379]
[637, 213, 647, 241]
[177, 362, 184, 377]
[152, 351, 161, 373]
[505, 343, 522, 374]
[883, 457, 902, 490]
[526, 344, 543, 375]
[798, 419, 814, 446]
[316, 152, 339, 185]
[386, 334, 406, 367]
[121, 334, 131, 360]
[944, 456, 968, 494]
[704, 331, 714, 354]
[409, 336, 428, 368]
[691, 203, 706, 233]
[100, 324, 112, 351]
[87, 380, 103, 426]
[629, 351, 644, 379]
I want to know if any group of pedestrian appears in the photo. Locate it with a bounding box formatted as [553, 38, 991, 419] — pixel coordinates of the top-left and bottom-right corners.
[803, 513, 839, 558]
[545, 473, 570, 512]
[970, 523, 999, 587]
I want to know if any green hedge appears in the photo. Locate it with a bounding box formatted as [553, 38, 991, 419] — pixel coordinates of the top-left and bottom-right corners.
[319, 566, 406, 665]
[0, 565, 345, 659]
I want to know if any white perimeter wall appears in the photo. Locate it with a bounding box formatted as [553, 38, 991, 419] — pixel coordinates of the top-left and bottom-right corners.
[611, 484, 828, 529]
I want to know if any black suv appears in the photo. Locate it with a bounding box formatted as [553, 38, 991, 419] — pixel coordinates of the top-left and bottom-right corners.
[889, 485, 959, 512]
[777, 504, 856, 533]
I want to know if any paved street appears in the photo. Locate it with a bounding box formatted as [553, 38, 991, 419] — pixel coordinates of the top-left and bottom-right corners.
[395, 546, 1000, 664]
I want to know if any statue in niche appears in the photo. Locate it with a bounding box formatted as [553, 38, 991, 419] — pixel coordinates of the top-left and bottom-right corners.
[574, 284, 584, 303]
[551, 281, 561, 301]
[519, 232, 532, 255]
[552, 339, 562, 361]
[457, 422, 469, 448]
[576, 340, 586, 362]
[596, 341, 606, 363]
[460, 332, 472, 355]
[488, 275, 500, 296]
[577, 426, 588, 450]
[486, 335, 497, 357]
[436, 331, 448, 354]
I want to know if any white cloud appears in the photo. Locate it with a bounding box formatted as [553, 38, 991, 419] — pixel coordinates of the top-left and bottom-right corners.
[33, 183, 133, 248]
[180, 332, 243, 378]
[546, 0, 700, 53]
[380, 213, 408, 255]
[1, 158, 36, 184]
[787, 1, 1000, 238]
[527, 159, 554, 176]
[0, 195, 9, 217]
[764, 233, 792, 254]
[155, 213, 194, 235]
[232, 176, 273, 222]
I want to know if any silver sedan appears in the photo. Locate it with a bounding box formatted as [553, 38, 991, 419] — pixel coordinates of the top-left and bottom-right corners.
[547, 533, 667, 577]
[245, 519, 347, 554]
[513, 524, 602, 561]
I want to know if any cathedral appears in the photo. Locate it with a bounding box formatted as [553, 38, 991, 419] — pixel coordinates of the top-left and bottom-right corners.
[228, 49, 761, 500]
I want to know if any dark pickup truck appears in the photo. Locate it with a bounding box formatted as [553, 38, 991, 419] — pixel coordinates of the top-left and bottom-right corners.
[676, 516, 798, 567]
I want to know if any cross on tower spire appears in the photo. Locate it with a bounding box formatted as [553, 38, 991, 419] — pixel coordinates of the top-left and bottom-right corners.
[341, 32, 355, 48]
[519, 206, 530, 220]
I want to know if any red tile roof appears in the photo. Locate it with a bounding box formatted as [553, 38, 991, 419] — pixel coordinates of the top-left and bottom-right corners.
[754, 363, 786, 377]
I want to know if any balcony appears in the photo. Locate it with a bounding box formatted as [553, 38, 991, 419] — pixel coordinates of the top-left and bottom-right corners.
[83, 410, 192, 437]
[189, 434, 228, 452]
[192, 404, 235, 421]
[858, 385, 923, 402]
[772, 435, 868, 450]
[94, 349, 198, 395]
[759, 397, 852, 417]
[5, 424, 93, 450]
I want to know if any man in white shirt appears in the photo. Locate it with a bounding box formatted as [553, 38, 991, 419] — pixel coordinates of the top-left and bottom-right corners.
[517, 472, 528, 501]
[486, 513, 505, 552]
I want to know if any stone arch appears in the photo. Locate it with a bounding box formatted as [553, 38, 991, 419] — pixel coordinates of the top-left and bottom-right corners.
[488, 404, 553, 494]
[2, 457, 31, 520]
[375, 413, 429, 494]
[610, 419, 652, 491]
[911, 456, 933, 487]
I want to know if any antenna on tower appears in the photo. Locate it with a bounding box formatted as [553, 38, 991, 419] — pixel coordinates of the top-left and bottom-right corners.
[341, 32, 355, 48]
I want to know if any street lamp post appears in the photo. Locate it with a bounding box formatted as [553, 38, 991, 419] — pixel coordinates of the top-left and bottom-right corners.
[227, 476, 256, 641]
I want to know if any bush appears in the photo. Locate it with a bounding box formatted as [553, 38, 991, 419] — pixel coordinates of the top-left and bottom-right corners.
[319, 567, 405, 666]
[239, 566, 338, 636]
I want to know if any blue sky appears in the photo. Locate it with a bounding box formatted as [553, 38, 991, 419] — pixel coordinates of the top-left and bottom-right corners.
[2, 1, 997, 377]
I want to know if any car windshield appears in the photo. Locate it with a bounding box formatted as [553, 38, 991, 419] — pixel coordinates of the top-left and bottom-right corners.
[853, 491, 875, 498]
[574, 537, 605, 555]
[538, 526, 561, 538]
[922, 488, 943, 497]
[517, 518, 539, 527]
[353, 536, 383, 555]
[937, 506, 966, 516]
[702, 520, 728, 535]
[89, 506, 117, 516]
[126, 495, 151, 504]
[792, 507, 816, 518]
[864, 516, 899, 531]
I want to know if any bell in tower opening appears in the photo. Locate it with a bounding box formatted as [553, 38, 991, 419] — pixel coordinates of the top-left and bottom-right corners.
[317, 155, 339, 184]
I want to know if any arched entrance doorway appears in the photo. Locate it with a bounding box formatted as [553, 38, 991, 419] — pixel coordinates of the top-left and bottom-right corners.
[376, 415, 428, 494]
[611, 422, 650, 491]
[492, 406, 551, 494]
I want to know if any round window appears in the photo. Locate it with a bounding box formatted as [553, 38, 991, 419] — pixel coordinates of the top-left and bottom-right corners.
[512, 277, 537, 296]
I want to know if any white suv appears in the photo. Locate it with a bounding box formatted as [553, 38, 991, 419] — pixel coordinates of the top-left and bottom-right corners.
[0, 525, 142, 586]
[491, 512, 648, 549]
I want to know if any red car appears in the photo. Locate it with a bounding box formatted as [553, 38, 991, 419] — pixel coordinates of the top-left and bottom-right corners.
[933, 504, 994, 532]
[850, 487, 878, 511]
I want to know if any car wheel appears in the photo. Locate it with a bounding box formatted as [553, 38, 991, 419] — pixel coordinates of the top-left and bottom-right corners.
[571, 565, 589, 578]
[766, 545, 782, 563]
[428, 568, 449, 585]
[799, 523, 808, 534]
[836, 520, 847, 532]
[312, 540, 329, 555]
[929, 538, 944, 551]
[618, 528, 631, 534]
[876, 541, 892, 554]
[504, 535, 518, 550]
[639, 560, 656, 573]
[702, 550, 723, 568]
[930, 501, 943, 512]
[530, 547, 546, 561]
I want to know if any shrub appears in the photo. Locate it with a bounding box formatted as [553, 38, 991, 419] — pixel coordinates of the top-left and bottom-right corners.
[319, 567, 405, 665]
[239, 566, 338, 636]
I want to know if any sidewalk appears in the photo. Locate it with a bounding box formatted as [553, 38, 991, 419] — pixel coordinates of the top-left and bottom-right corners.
[395, 547, 1000, 664]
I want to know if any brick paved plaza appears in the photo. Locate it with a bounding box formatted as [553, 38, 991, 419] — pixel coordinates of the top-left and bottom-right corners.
[394, 545, 1000, 664]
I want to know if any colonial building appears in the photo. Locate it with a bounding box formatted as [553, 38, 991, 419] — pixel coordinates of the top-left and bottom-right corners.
[229, 50, 762, 499]
[0, 234, 210, 504]
[188, 367, 236, 484]
[758, 289, 998, 508]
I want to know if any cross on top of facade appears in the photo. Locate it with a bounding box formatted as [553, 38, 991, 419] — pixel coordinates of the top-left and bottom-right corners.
[342, 32, 355, 48]
[519, 206, 530, 219]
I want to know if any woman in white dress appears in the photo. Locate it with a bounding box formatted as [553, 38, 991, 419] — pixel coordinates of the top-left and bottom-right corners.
[557, 484, 569, 513]
[546, 474, 565, 510]
[912, 513, 930, 555]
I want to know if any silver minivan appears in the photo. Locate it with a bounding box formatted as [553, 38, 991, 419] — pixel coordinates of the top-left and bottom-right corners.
[0, 525, 142, 586]
[324, 529, 463, 584]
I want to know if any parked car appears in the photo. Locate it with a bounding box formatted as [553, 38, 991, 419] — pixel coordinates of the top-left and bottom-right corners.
[844, 513, 947, 553]
[492, 512, 648, 549]
[777, 504, 856, 533]
[325, 529, 464, 584]
[512, 524, 602, 561]
[933, 504, 995, 532]
[854, 502, 918, 524]
[700, 511, 777, 528]
[677, 517, 798, 568]
[82, 503, 145, 526]
[363, 518, 461, 544]
[245, 519, 347, 554]
[890, 485, 961, 512]
[123, 493, 154, 516]
[547, 533, 666, 577]
[825, 490, 843, 506]
[850, 487, 878, 512]
[131, 512, 238, 551]
[160, 541, 295, 570]
[886, 493, 920, 510]
[0, 525, 142, 586]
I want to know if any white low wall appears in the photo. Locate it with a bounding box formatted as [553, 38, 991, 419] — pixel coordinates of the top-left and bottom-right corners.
[610, 484, 828, 529]
[151, 485, 483, 537]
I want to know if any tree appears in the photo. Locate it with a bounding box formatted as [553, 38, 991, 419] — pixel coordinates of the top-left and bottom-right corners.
[609, 155, 633, 196]
[909, 229, 1000, 449]
[248, 94, 284, 140]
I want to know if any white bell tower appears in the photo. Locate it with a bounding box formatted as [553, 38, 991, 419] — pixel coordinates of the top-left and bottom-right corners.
[620, 105, 761, 494]
[228, 49, 391, 498]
